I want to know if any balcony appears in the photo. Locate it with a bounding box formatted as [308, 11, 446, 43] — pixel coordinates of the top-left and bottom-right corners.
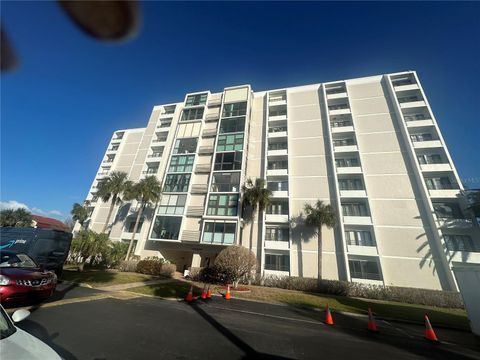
[394, 83, 419, 92]
[147, 154, 163, 160]
[334, 145, 358, 153]
[428, 189, 459, 198]
[195, 164, 211, 173]
[202, 128, 217, 137]
[412, 140, 442, 149]
[399, 100, 426, 109]
[191, 184, 208, 194]
[269, 114, 287, 122]
[406, 119, 434, 128]
[343, 216, 373, 225]
[447, 251, 480, 264]
[180, 230, 201, 242]
[152, 138, 167, 144]
[264, 240, 289, 250]
[435, 218, 473, 229]
[208, 97, 222, 107]
[327, 91, 348, 100]
[267, 168, 288, 177]
[198, 146, 214, 155]
[336, 166, 362, 174]
[340, 190, 367, 198]
[142, 169, 158, 175]
[331, 125, 354, 134]
[271, 191, 289, 198]
[347, 245, 378, 256]
[420, 163, 451, 172]
[267, 149, 288, 157]
[205, 112, 220, 122]
[265, 214, 289, 223]
[186, 206, 204, 217]
[103, 159, 114, 164]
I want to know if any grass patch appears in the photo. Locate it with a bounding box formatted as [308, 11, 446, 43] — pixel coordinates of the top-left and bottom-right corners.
[129, 280, 469, 330]
[60, 266, 157, 287]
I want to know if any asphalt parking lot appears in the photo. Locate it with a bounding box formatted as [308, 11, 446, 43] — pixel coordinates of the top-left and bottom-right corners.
[9, 284, 480, 360]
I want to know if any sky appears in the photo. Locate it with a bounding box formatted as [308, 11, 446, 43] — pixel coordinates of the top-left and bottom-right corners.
[1, 1, 479, 220]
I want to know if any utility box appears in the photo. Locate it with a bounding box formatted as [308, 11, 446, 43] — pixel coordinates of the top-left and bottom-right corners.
[452, 263, 480, 336]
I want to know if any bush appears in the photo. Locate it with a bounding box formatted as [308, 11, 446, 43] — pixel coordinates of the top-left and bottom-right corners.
[254, 275, 463, 309]
[117, 260, 139, 272]
[135, 257, 175, 278]
[215, 246, 256, 287]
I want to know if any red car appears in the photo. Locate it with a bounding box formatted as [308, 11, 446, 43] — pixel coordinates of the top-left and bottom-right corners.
[0, 250, 57, 305]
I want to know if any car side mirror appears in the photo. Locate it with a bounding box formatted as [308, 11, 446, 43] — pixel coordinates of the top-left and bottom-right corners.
[11, 309, 30, 323]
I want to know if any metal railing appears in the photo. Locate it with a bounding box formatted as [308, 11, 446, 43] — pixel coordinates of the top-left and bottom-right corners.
[350, 271, 382, 280]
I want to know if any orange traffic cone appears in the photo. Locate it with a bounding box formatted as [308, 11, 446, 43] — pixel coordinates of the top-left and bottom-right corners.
[184, 285, 193, 303]
[206, 286, 212, 300]
[367, 308, 378, 333]
[200, 285, 207, 300]
[424, 315, 439, 342]
[224, 285, 231, 300]
[325, 304, 334, 325]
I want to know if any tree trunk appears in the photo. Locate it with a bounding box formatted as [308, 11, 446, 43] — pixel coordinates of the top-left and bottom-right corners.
[102, 194, 117, 233]
[249, 207, 257, 252]
[125, 202, 144, 260]
[318, 227, 323, 281]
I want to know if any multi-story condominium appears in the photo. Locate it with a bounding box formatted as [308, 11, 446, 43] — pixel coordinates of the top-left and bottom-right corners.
[79, 71, 479, 291]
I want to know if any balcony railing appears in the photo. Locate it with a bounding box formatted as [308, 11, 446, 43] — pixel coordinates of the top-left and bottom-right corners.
[153, 138, 167, 143]
[328, 104, 349, 110]
[103, 159, 114, 163]
[142, 170, 158, 175]
[269, 126, 287, 133]
[148, 153, 163, 158]
[398, 96, 422, 103]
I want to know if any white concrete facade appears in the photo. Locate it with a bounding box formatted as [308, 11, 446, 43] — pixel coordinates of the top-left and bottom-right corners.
[80, 71, 479, 290]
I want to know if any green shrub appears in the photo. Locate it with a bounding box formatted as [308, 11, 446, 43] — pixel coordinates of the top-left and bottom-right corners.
[254, 275, 463, 309]
[118, 260, 139, 272]
[135, 257, 175, 277]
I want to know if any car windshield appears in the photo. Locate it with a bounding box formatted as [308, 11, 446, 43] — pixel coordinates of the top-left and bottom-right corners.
[0, 253, 37, 268]
[0, 306, 16, 339]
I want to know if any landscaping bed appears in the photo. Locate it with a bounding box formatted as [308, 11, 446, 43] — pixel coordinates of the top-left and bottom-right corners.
[60, 266, 158, 287]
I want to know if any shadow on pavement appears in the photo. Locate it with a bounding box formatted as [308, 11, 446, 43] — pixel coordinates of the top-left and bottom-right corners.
[190, 301, 293, 359]
[18, 319, 78, 360]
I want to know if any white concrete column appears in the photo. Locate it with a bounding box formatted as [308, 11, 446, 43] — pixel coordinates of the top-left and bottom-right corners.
[191, 252, 201, 268]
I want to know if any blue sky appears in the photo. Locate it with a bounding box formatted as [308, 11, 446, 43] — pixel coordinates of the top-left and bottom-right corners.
[1, 1, 479, 220]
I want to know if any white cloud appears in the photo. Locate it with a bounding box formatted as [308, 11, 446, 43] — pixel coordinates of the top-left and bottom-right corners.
[0, 200, 30, 210]
[1, 200, 65, 220]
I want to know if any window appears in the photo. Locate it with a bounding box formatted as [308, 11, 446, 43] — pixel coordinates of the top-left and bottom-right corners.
[164, 174, 191, 192]
[214, 152, 242, 170]
[267, 181, 288, 192]
[168, 155, 195, 173]
[338, 178, 364, 190]
[211, 172, 241, 192]
[186, 93, 208, 107]
[444, 235, 478, 252]
[330, 115, 352, 127]
[223, 102, 247, 117]
[425, 177, 456, 190]
[162, 105, 176, 114]
[145, 167, 158, 174]
[110, 144, 119, 151]
[158, 195, 187, 215]
[398, 95, 421, 103]
[410, 133, 433, 142]
[404, 113, 426, 121]
[333, 138, 355, 147]
[151, 216, 182, 240]
[149, 147, 164, 158]
[349, 259, 381, 280]
[269, 105, 287, 117]
[181, 108, 204, 121]
[268, 125, 287, 133]
[265, 227, 289, 242]
[417, 154, 443, 165]
[328, 103, 349, 110]
[265, 254, 289, 271]
[125, 220, 143, 233]
[217, 133, 244, 152]
[159, 119, 172, 127]
[335, 157, 359, 167]
[202, 222, 236, 244]
[345, 230, 375, 246]
[433, 202, 463, 219]
[207, 194, 238, 216]
[267, 160, 288, 170]
[268, 142, 288, 151]
[267, 201, 289, 215]
[220, 117, 245, 134]
[342, 202, 369, 216]
[326, 86, 346, 94]
[173, 138, 198, 154]
[105, 155, 115, 163]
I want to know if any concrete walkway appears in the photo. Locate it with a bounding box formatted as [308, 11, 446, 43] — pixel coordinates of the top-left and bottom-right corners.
[94, 278, 177, 292]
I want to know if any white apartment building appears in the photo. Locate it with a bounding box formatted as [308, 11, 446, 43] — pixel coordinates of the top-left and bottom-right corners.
[79, 71, 479, 291]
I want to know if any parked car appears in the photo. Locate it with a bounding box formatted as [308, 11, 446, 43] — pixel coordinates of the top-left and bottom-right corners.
[0, 228, 72, 276]
[0, 304, 62, 359]
[0, 251, 57, 305]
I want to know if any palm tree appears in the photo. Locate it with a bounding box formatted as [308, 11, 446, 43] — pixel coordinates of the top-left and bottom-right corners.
[303, 200, 337, 281]
[123, 176, 162, 260]
[96, 171, 131, 233]
[0, 208, 32, 227]
[70, 200, 91, 229]
[241, 178, 272, 251]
